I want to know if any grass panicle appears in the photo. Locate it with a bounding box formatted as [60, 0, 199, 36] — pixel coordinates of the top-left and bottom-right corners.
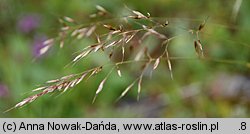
[6, 5, 249, 112]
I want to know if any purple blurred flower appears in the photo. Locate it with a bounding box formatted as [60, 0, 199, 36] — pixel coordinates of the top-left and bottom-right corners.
[0, 84, 9, 97]
[17, 14, 40, 33]
[32, 35, 47, 58]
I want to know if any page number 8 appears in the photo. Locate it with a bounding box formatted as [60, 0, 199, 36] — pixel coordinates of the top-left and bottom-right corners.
[240, 122, 246, 130]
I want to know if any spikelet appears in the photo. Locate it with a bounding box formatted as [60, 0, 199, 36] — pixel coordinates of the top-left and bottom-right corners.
[103, 24, 116, 31]
[63, 16, 75, 23]
[198, 17, 209, 32]
[194, 40, 204, 58]
[116, 81, 136, 101]
[92, 78, 107, 103]
[137, 75, 142, 101]
[153, 58, 160, 70]
[116, 66, 122, 77]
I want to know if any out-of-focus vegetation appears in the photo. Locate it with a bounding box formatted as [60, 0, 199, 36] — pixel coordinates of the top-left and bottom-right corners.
[0, 0, 250, 117]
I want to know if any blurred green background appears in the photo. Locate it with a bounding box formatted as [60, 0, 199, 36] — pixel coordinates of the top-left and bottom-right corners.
[0, 0, 250, 117]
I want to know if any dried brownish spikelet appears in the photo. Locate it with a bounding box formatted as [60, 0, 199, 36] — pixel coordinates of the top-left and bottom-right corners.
[92, 78, 107, 103]
[46, 79, 60, 84]
[95, 34, 101, 43]
[132, 11, 147, 18]
[105, 40, 117, 49]
[92, 67, 115, 103]
[71, 41, 107, 64]
[71, 29, 79, 37]
[126, 6, 164, 26]
[89, 5, 108, 18]
[87, 67, 103, 81]
[127, 9, 149, 19]
[61, 26, 70, 31]
[198, 21, 205, 32]
[60, 74, 77, 80]
[137, 59, 152, 101]
[103, 24, 122, 35]
[163, 20, 169, 27]
[137, 75, 142, 101]
[63, 16, 75, 23]
[194, 40, 204, 58]
[198, 17, 209, 32]
[59, 16, 75, 26]
[166, 50, 173, 80]
[105, 37, 123, 49]
[121, 46, 125, 62]
[32, 86, 48, 92]
[103, 24, 117, 31]
[161, 39, 173, 79]
[115, 65, 122, 77]
[96, 5, 108, 14]
[153, 57, 160, 70]
[64, 79, 78, 92]
[72, 42, 104, 62]
[73, 49, 92, 62]
[116, 81, 136, 102]
[91, 5, 108, 17]
[142, 25, 167, 39]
